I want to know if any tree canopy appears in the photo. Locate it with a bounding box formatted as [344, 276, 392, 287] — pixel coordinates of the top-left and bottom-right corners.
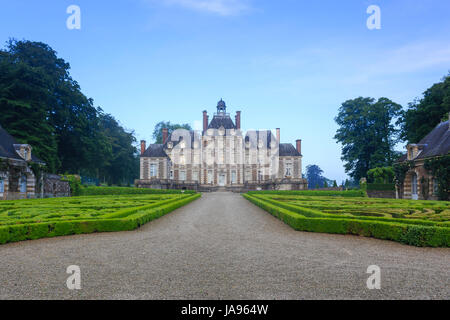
[0, 39, 139, 185]
[152, 121, 192, 144]
[399, 74, 450, 143]
[334, 97, 402, 181]
[306, 165, 324, 189]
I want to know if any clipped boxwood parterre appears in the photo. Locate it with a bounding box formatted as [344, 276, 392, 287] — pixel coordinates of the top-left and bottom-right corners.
[243, 192, 450, 247]
[0, 193, 200, 245]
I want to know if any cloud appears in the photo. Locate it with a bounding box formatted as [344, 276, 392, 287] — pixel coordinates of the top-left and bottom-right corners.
[159, 0, 250, 16]
[366, 41, 450, 75]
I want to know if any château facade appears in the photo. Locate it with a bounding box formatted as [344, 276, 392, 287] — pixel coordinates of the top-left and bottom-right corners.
[136, 100, 307, 191]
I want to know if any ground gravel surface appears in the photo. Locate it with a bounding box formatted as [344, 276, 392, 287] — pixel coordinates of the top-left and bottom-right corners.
[0, 192, 448, 299]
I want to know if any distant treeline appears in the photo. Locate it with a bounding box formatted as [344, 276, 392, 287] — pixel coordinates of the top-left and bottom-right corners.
[0, 39, 139, 185]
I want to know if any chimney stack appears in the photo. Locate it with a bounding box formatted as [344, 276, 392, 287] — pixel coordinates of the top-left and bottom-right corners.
[296, 139, 302, 155]
[162, 128, 169, 144]
[140, 140, 146, 155]
[203, 110, 208, 132]
[235, 111, 241, 130]
[276, 128, 280, 143]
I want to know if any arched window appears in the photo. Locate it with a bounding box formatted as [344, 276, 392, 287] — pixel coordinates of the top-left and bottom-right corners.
[20, 175, 27, 193]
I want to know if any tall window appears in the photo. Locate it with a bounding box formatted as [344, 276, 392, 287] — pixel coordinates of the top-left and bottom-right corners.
[20, 175, 27, 193]
[411, 173, 418, 195]
[192, 171, 199, 182]
[245, 170, 251, 182]
[180, 170, 186, 181]
[231, 170, 237, 184]
[258, 170, 263, 181]
[285, 162, 292, 177]
[150, 164, 158, 177]
[207, 170, 213, 184]
[0, 177, 4, 193]
[433, 179, 439, 194]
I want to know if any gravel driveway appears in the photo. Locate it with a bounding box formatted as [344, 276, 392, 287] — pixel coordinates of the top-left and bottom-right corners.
[0, 192, 448, 300]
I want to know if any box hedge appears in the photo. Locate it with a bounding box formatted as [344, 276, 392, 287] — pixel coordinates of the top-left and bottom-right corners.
[0, 193, 200, 245]
[243, 193, 449, 247]
[248, 189, 368, 198]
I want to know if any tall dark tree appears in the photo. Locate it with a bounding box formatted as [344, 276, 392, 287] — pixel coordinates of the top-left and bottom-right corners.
[334, 97, 402, 181]
[0, 44, 59, 171]
[152, 121, 192, 144]
[98, 112, 139, 185]
[0, 39, 139, 184]
[399, 74, 450, 143]
[306, 165, 324, 189]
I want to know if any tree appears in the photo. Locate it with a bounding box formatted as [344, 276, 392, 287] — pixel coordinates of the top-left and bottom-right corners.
[152, 121, 192, 144]
[367, 167, 394, 184]
[0, 45, 59, 171]
[399, 74, 450, 143]
[0, 39, 139, 184]
[333, 180, 338, 188]
[334, 97, 402, 181]
[98, 112, 139, 185]
[306, 165, 324, 189]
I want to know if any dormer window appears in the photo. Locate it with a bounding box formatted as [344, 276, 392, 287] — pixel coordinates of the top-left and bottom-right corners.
[14, 144, 32, 161]
[407, 144, 426, 160]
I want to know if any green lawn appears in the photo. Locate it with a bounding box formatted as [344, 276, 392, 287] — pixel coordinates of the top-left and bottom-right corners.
[0, 193, 200, 244]
[244, 191, 450, 247]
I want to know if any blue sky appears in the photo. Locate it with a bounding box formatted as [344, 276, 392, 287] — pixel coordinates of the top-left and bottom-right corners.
[1, 0, 450, 182]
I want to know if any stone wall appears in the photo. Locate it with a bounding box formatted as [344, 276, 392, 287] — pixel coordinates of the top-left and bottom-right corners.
[367, 190, 396, 199]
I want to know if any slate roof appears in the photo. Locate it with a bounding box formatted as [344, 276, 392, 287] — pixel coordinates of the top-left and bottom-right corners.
[279, 143, 301, 156]
[207, 115, 236, 130]
[141, 144, 167, 158]
[0, 124, 44, 163]
[398, 120, 450, 162]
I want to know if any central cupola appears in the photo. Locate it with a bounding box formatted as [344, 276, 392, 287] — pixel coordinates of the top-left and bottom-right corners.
[217, 99, 226, 114]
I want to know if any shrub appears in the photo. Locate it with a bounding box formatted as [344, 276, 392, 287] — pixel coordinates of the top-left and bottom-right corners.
[366, 183, 395, 191]
[248, 190, 367, 197]
[425, 155, 450, 201]
[367, 167, 394, 184]
[61, 175, 82, 196]
[79, 186, 195, 196]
